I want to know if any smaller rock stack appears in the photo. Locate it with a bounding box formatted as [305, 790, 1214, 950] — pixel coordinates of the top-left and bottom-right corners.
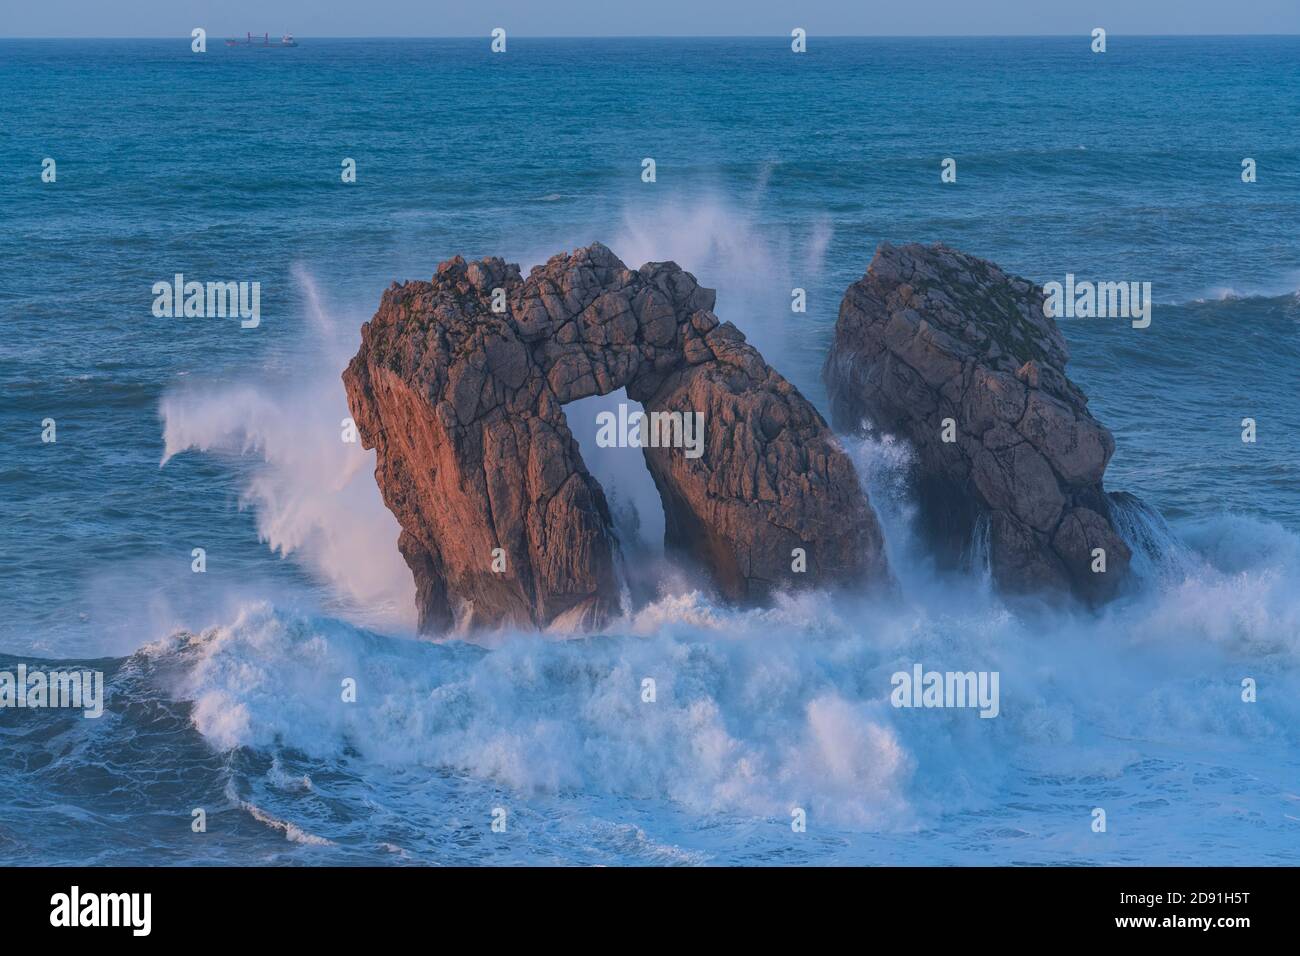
[824, 242, 1132, 603]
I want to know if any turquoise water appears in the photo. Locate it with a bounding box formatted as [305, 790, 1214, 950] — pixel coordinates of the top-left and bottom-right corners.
[1, 37, 1299, 865]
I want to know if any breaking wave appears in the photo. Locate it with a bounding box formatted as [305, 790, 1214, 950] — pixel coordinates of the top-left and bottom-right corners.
[109, 479, 1300, 862]
[158, 266, 417, 633]
[65, 195, 1298, 863]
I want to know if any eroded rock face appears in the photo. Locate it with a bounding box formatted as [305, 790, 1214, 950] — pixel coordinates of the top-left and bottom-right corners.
[345, 242, 888, 633]
[824, 242, 1131, 603]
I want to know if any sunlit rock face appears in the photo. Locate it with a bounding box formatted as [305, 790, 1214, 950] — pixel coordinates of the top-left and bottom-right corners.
[345, 242, 889, 634]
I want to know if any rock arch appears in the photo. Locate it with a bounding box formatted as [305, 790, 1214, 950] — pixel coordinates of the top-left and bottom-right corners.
[344, 243, 889, 633]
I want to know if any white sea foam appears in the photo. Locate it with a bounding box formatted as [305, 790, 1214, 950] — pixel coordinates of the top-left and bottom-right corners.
[161, 486, 1300, 838]
[158, 266, 416, 633]
[142, 414, 1300, 858]
[146, 195, 1300, 858]
[232, 786, 335, 846]
[1188, 271, 1300, 304]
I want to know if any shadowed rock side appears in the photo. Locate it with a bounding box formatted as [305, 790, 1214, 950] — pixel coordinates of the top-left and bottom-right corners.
[824, 242, 1132, 604]
[345, 242, 889, 633]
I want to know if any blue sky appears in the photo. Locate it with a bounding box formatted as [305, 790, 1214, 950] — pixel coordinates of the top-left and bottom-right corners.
[5, 0, 1299, 37]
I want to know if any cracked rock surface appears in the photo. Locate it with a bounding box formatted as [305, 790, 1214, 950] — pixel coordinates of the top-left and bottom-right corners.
[345, 242, 889, 633]
[824, 241, 1132, 603]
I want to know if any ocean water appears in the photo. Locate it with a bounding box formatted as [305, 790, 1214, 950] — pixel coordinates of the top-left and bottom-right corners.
[2, 36, 1299, 865]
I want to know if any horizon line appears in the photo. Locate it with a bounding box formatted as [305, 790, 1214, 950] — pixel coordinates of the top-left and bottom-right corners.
[4, 32, 1300, 40]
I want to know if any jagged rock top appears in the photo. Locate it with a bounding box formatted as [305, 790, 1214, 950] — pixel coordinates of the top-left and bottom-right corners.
[838, 241, 1086, 409]
[347, 242, 889, 633]
[825, 241, 1132, 604]
[359, 242, 757, 410]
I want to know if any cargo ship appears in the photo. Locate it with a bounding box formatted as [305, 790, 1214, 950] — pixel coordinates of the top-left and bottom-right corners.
[225, 33, 298, 48]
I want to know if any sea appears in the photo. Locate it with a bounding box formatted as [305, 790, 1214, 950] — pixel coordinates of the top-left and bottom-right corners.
[1, 36, 1298, 865]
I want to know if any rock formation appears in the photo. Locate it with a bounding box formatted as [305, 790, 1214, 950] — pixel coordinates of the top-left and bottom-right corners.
[824, 242, 1131, 603]
[345, 242, 889, 633]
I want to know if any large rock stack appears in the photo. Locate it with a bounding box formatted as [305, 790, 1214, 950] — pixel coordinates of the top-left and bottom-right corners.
[824, 242, 1132, 603]
[345, 243, 890, 633]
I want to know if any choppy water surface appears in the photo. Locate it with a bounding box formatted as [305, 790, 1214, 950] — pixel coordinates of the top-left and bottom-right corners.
[1, 37, 1298, 864]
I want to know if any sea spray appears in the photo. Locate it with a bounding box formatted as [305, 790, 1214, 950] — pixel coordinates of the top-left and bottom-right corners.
[528, 193, 834, 382]
[128, 191, 1300, 861]
[159, 267, 416, 632]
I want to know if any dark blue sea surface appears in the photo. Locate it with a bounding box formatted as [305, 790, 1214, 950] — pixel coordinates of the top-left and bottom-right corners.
[1, 38, 1298, 865]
